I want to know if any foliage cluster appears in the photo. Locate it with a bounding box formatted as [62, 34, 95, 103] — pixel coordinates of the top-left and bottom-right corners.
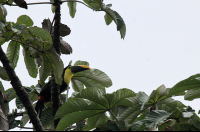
[0, 0, 199, 131]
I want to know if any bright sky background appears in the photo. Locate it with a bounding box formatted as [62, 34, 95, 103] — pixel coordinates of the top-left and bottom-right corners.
[1, 0, 200, 131]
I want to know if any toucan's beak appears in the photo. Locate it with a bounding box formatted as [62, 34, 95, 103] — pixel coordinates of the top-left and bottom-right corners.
[71, 65, 90, 74]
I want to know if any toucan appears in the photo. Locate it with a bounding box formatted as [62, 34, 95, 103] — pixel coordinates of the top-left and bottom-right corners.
[35, 65, 91, 118]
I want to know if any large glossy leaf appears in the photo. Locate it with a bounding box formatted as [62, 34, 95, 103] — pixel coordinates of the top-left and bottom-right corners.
[131, 121, 145, 131]
[71, 79, 84, 92]
[173, 123, 199, 131]
[75, 87, 109, 108]
[40, 108, 54, 127]
[39, 53, 52, 83]
[72, 68, 112, 90]
[168, 107, 191, 123]
[189, 113, 200, 130]
[44, 50, 64, 85]
[16, 15, 33, 27]
[103, 7, 126, 39]
[143, 110, 171, 130]
[141, 85, 168, 110]
[22, 46, 38, 78]
[83, 113, 109, 131]
[67, 2, 76, 18]
[55, 98, 106, 131]
[168, 74, 200, 97]
[117, 95, 143, 124]
[6, 41, 20, 69]
[27, 27, 53, 50]
[184, 88, 200, 101]
[158, 98, 186, 113]
[105, 88, 136, 108]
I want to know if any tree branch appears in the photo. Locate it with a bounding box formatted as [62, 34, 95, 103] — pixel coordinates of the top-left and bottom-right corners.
[51, 0, 61, 130]
[2, 0, 103, 11]
[51, 71, 60, 130]
[0, 46, 44, 131]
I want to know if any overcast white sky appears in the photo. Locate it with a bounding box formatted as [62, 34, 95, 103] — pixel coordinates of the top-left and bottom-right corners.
[2, 0, 200, 131]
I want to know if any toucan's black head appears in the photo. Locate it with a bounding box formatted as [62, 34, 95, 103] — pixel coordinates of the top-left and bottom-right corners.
[63, 65, 91, 85]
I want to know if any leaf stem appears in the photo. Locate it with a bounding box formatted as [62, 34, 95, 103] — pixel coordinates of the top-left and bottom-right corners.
[109, 110, 118, 121]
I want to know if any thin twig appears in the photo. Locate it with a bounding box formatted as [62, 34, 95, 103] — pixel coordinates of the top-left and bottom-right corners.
[65, 86, 70, 102]
[2, 0, 103, 11]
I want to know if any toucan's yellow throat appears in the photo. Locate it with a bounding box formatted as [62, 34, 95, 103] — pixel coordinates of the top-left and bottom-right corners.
[64, 65, 90, 85]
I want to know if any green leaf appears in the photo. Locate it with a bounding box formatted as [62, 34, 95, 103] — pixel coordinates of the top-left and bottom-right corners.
[55, 98, 106, 131]
[20, 114, 29, 127]
[184, 88, 200, 101]
[3, 24, 14, 41]
[0, 81, 4, 92]
[0, 4, 7, 18]
[16, 15, 33, 27]
[71, 79, 84, 92]
[141, 85, 168, 110]
[0, 4, 5, 22]
[51, 5, 55, 13]
[102, 7, 126, 39]
[0, 37, 5, 45]
[67, 2, 76, 18]
[44, 51, 64, 85]
[173, 123, 199, 131]
[168, 74, 200, 97]
[158, 119, 175, 131]
[72, 68, 112, 90]
[106, 88, 136, 108]
[83, 113, 108, 131]
[158, 98, 186, 113]
[5, 88, 16, 102]
[22, 46, 38, 78]
[119, 22, 126, 39]
[28, 27, 53, 50]
[74, 60, 89, 66]
[113, 11, 124, 31]
[189, 113, 200, 130]
[143, 110, 171, 130]
[75, 87, 109, 108]
[83, 0, 102, 10]
[131, 121, 145, 131]
[117, 95, 143, 124]
[6, 41, 20, 69]
[104, 13, 113, 25]
[39, 54, 52, 83]
[7, 112, 21, 130]
[40, 108, 54, 127]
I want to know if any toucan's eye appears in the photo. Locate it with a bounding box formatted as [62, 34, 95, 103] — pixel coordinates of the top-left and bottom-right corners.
[68, 66, 71, 69]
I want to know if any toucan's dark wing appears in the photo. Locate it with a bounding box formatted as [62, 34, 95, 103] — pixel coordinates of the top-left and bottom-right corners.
[39, 80, 51, 96]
